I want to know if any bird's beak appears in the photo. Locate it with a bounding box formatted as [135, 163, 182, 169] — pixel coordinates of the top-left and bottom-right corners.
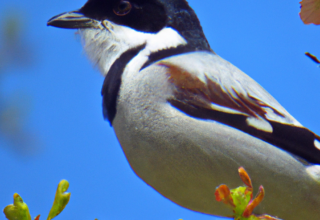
[47, 10, 100, 29]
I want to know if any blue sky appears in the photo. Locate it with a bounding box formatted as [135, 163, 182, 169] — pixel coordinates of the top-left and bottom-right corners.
[0, 1, 319, 220]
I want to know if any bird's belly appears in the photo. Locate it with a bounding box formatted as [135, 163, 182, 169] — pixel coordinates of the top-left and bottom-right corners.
[113, 97, 320, 220]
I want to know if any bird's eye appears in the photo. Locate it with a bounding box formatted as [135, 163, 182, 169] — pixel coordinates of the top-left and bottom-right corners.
[113, 1, 132, 16]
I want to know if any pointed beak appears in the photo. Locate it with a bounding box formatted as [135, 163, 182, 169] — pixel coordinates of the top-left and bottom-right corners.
[47, 11, 100, 29]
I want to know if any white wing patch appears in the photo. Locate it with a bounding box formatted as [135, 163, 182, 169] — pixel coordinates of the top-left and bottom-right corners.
[306, 165, 320, 182]
[315, 139, 320, 150]
[246, 117, 273, 133]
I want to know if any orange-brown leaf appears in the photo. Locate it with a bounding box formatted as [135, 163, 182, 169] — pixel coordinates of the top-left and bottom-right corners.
[215, 184, 235, 208]
[238, 167, 253, 191]
[300, 0, 320, 25]
[243, 186, 265, 217]
[305, 52, 320, 64]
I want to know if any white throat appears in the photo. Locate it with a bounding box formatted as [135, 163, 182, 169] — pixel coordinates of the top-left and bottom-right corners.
[78, 20, 187, 76]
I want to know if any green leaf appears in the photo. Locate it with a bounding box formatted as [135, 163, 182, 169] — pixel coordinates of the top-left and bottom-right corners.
[230, 186, 251, 217]
[3, 193, 32, 220]
[47, 180, 71, 220]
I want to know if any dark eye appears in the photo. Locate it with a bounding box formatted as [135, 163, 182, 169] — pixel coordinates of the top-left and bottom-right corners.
[113, 1, 132, 16]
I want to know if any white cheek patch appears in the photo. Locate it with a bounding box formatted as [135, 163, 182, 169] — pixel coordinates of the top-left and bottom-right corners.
[78, 20, 186, 76]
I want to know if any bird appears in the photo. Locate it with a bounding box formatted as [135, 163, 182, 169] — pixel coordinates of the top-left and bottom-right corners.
[47, 0, 320, 219]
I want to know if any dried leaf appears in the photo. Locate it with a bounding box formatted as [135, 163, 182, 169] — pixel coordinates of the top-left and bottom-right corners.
[305, 52, 320, 64]
[3, 193, 32, 220]
[47, 180, 71, 220]
[300, 0, 320, 25]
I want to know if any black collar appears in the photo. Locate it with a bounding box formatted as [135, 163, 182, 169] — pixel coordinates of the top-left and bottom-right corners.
[101, 43, 203, 124]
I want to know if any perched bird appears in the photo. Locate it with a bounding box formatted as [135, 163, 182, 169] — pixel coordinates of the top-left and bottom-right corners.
[47, 0, 320, 219]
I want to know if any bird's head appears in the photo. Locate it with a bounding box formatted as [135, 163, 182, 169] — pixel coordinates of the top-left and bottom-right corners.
[47, 0, 211, 75]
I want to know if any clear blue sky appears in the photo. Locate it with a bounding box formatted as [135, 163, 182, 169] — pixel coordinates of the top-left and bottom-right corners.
[0, 1, 320, 220]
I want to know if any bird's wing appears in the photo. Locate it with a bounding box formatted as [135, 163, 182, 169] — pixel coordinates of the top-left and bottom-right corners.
[157, 52, 320, 164]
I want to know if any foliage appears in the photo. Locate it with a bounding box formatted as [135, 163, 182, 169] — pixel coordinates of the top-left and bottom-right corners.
[0, 9, 37, 154]
[215, 167, 282, 220]
[305, 52, 320, 64]
[3, 171, 282, 220]
[299, 0, 320, 65]
[3, 180, 71, 220]
[3, 193, 31, 220]
[47, 180, 71, 220]
[300, 0, 320, 25]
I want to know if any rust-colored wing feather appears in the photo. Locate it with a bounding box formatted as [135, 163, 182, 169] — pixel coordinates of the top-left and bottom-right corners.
[156, 53, 320, 164]
[159, 62, 284, 122]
